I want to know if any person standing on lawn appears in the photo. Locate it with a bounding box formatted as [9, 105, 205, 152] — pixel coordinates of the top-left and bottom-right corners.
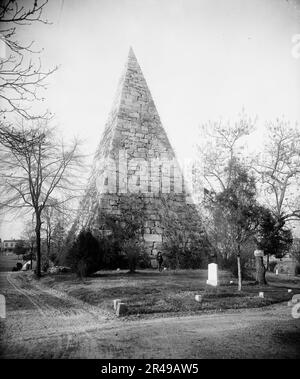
[156, 252, 163, 272]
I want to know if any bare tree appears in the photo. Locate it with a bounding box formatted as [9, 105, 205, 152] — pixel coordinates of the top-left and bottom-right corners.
[255, 118, 300, 224]
[197, 110, 256, 193]
[0, 0, 57, 121]
[196, 112, 259, 289]
[0, 122, 84, 277]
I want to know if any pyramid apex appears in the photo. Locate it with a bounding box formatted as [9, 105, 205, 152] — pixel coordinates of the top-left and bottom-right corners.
[128, 46, 137, 59]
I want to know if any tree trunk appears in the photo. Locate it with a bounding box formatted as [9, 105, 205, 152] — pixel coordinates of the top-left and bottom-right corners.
[35, 213, 42, 278]
[266, 254, 270, 271]
[46, 238, 51, 264]
[47, 239, 50, 257]
[255, 256, 267, 285]
[129, 263, 136, 273]
[237, 254, 242, 291]
[30, 245, 33, 270]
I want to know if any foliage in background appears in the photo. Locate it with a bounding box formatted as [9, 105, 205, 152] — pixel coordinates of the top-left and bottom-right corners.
[13, 240, 28, 256]
[97, 194, 150, 272]
[255, 118, 300, 224]
[290, 238, 300, 264]
[64, 194, 151, 274]
[160, 195, 211, 270]
[256, 209, 293, 260]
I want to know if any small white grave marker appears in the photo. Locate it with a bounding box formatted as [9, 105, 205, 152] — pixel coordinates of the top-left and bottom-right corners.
[254, 250, 264, 258]
[206, 263, 218, 286]
[275, 268, 279, 275]
[195, 295, 202, 302]
[0, 295, 5, 319]
[259, 292, 264, 298]
[116, 302, 127, 316]
[288, 289, 292, 293]
[113, 299, 121, 310]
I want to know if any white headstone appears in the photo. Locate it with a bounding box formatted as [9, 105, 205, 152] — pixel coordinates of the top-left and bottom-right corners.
[0, 294, 5, 319]
[113, 299, 121, 310]
[254, 250, 264, 257]
[206, 263, 218, 286]
[259, 292, 264, 298]
[195, 294, 202, 302]
[275, 268, 279, 275]
[116, 302, 127, 316]
[144, 234, 162, 242]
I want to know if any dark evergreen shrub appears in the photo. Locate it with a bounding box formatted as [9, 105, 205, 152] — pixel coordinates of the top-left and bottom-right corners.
[65, 229, 103, 277]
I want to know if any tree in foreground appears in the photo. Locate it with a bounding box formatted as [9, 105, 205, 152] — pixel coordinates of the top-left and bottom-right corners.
[208, 159, 263, 290]
[0, 123, 84, 277]
[197, 112, 296, 289]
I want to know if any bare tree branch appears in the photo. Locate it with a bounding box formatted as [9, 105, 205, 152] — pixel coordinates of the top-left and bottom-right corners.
[0, 0, 57, 121]
[255, 118, 300, 223]
[0, 122, 85, 277]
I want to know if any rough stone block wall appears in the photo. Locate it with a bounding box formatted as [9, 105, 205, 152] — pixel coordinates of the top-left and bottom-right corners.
[72, 48, 206, 261]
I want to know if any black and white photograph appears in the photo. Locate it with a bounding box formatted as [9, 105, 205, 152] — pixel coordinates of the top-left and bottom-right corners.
[0, 0, 300, 363]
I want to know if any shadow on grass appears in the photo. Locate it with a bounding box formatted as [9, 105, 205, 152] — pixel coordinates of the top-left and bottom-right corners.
[92, 271, 161, 279]
[92, 269, 212, 279]
[273, 330, 300, 352]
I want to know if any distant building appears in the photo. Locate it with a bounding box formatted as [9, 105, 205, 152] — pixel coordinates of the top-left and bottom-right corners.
[1, 239, 22, 254]
[0, 238, 47, 258]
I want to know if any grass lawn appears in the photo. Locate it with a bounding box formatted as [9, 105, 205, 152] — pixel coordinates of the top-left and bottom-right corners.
[0, 254, 22, 272]
[37, 269, 300, 317]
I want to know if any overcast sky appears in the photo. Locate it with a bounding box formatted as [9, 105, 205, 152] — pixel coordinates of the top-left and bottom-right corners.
[1, 0, 300, 239]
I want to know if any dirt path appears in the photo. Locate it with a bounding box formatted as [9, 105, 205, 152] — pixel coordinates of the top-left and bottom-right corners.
[0, 272, 299, 358]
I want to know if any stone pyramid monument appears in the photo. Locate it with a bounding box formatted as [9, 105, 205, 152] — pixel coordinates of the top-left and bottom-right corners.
[73, 48, 206, 263]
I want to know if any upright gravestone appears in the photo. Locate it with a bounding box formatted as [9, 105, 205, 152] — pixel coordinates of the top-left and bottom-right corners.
[206, 263, 218, 286]
[254, 249, 267, 285]
[0, 294, 6, 319]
